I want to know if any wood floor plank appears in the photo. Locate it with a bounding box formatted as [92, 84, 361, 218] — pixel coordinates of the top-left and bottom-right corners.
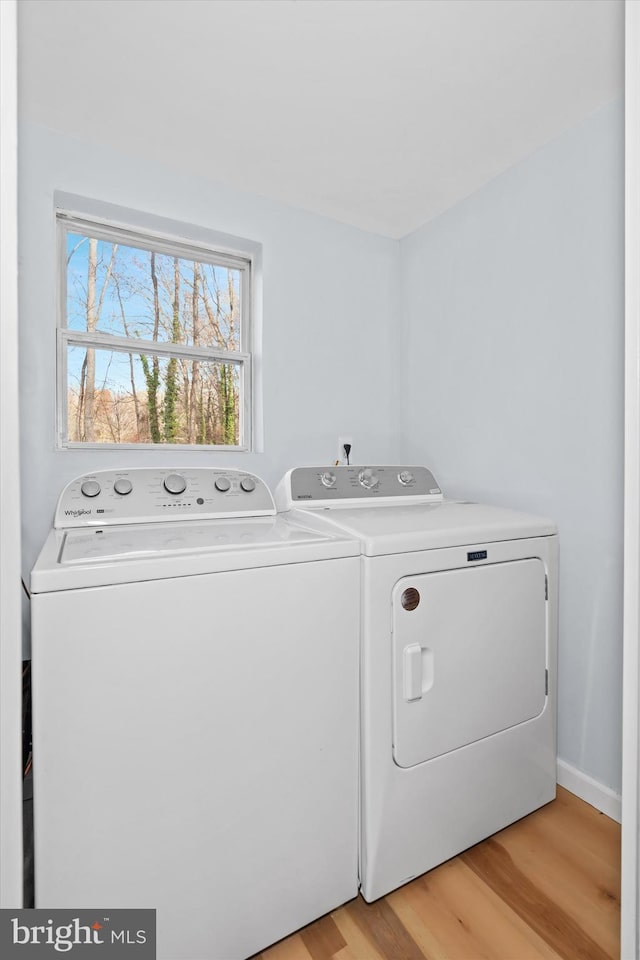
[346, 894, 427, 960]
[331, 908, 386, 960]
[300, 913, 347, 960]
[549, 788, 621, 855]
[256, 931, 315, 960]
[389, 857, 564, 960]
[492, 839, 620, 959]
[462, 836, 614, 960]
[489, 793, 620, 958]
[385, 878, 456, 960]
[511, 790, 618, 865]
[332, 949, 358, 960]
[500, 817, 620, 948]
[500, 789, 620, 883]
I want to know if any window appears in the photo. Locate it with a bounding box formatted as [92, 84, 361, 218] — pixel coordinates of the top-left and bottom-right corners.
[57, 212, 253, 449]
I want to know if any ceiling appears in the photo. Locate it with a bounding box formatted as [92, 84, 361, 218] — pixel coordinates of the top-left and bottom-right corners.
[18, 0, 624, 239]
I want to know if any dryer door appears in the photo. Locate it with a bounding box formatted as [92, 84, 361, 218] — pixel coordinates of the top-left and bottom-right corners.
[392, 558, 547, 768]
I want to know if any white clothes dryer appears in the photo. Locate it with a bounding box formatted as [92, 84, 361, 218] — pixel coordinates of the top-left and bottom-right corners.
[30, 468, 361, 960]
[276, 465, 558, 903]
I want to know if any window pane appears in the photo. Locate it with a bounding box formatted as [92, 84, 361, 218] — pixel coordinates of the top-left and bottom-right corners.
[66, 345, 241, 446]
[65, 231, 242, 351]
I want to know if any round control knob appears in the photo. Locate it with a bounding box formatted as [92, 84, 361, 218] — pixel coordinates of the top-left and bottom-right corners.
[80, 479, 101, 498]
[358, 468, 379, 490]
[320, 472, 337, 489]
[215, 476, 231, 492]
[163, 473, 187, 495]
[240, 477, 256, 493]
[113, 478, 133, 496]
[398, 470, 414, 486]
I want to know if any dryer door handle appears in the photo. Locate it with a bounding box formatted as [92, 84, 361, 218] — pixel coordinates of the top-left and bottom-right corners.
[403, 644, 423, 702]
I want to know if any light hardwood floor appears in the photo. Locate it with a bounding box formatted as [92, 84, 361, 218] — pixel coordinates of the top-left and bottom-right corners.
[253, 788, 620, 960]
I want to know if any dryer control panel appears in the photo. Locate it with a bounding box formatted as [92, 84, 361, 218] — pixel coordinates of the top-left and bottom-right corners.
[54, 469, 275, 528]
[277, 465, 442, 509]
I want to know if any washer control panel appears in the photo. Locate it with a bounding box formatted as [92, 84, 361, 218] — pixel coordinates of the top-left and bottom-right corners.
[281, 465, 442, 506]
[54, 469, 275, 528]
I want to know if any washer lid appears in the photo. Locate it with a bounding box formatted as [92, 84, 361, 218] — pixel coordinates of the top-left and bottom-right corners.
[287, 501, 557, 556]
[30, 516, 359, 593]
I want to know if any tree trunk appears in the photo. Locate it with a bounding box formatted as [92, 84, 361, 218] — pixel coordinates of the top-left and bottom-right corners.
[163, 257, 181, 441]
[76, 354, 87, 441]
[227, 271, 237, 350]
[82, 240, 118, 442]
[114, 276, 144, 441]
[189, 262, 201, 443]
[221, 365, 236, 445]
[200, 267, 224, 346]
[145, 251, 162, 443]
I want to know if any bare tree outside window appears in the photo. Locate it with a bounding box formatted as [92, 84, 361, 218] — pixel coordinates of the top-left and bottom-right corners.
[58, 214, 251, 448]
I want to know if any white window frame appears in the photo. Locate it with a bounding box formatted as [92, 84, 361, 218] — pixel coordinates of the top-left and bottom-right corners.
[56, 210, 254, 451]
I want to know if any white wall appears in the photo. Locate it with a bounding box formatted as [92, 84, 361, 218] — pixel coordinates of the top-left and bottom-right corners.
[18, 121, 401, 576]
[400, 99, 624, 793]
[622, 1, 640, 949]
[1, 0, 24, 907]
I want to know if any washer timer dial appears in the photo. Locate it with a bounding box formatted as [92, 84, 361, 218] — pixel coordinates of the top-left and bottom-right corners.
[320, 472, 337, 488]
[358, 468, 379, 490]
[114, 478, 133, 496]
[398, 471, 415, 486]
[80, 480, 101, 498]
[164, 473, 187, 495]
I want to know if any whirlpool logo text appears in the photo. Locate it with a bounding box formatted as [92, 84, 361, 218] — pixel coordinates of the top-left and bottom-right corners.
[0, 910, 156, 957]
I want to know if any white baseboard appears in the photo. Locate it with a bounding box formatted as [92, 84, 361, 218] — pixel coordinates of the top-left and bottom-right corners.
[557, 758, 622, 823]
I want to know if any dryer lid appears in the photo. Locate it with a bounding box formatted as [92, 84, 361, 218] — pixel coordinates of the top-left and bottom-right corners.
[288, 501, 557, 556]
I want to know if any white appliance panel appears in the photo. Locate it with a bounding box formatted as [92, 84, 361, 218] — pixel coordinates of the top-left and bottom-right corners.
[60, 517, 328, 563]
[54, 467, 275, 527]
[392, 559, 547, 768]
[31, 518, 357, 593]
[32, 559, 360, 960]
[360, 539, 557, 903]
[277, 465, 558, 905]
[284, 501, 556, 556]
[278, 465, 442, 507]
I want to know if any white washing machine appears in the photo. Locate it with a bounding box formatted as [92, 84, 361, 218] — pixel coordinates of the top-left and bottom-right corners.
[276, 464, 558, 903]
[30, 468, 361, 960]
